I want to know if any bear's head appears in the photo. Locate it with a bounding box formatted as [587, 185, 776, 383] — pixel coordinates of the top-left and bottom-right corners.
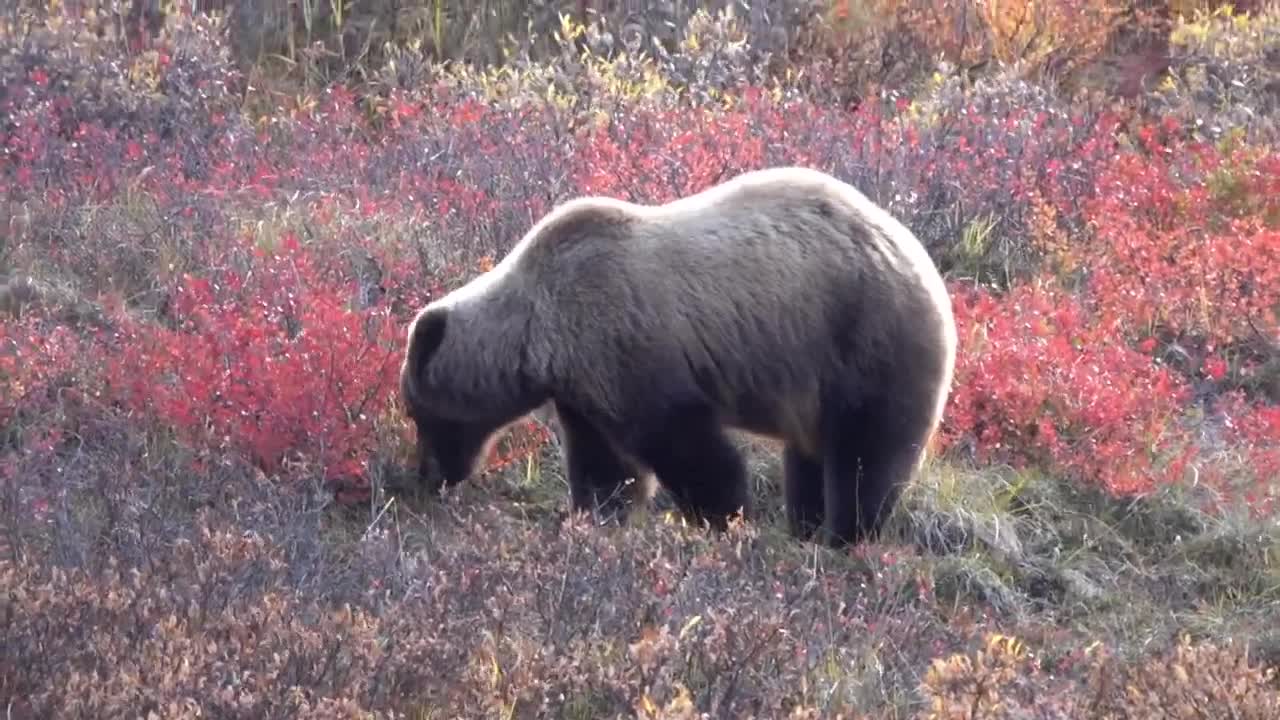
[400, 306, 504, 493]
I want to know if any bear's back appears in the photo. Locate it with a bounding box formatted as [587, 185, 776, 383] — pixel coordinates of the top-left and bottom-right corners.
[511, 168, 946, 349]
[506, 168, 951, 443]
[520, 167, 921, 293]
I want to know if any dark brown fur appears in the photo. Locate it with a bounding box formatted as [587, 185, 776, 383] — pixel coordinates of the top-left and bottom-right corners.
[400, 166, 957, 546]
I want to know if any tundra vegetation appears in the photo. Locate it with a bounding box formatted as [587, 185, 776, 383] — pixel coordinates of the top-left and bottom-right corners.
[1, 1, 1279, 717]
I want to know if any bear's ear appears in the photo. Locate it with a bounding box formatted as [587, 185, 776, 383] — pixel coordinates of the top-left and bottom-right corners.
[407, 307, 448, 377]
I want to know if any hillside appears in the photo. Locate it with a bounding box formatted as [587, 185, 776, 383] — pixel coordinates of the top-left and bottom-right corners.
[2, 1, 1279, 717]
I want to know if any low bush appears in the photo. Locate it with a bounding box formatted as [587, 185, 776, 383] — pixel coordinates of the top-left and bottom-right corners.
[921, 632, 1280, 719]
[942, 278, 1197, 497]
[1150, 3, 1280, 144]
[2, 5, 1279, 714]
[103, 238, 406, 491]
[4, 439, 1278, 719]
[1083, 127, 1280, 357]
[570, 69, 1123, 286]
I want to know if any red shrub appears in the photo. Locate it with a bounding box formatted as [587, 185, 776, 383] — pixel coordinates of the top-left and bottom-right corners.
[90, 236, 548, 498]
[0, 317, 96, 429]
[1069, 129, 1280, 505]
[570, 85, 1123, 286]
[103, 237, 404, 487]
[1083, 134, 1280, 354]
[941, 278, 1197, 496]
[1206, 390, 1280, 516]
[572, 107, 770, 202]
[0, 314, 111, 519]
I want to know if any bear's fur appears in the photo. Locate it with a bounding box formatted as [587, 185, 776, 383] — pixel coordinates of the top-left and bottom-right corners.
[400, 166, 957, 546]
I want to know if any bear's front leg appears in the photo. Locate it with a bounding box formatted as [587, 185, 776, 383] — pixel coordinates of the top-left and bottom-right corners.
[821, 396, 932, 547]
[629, 404, 751, 532]
[783, 445, 825, 541]
[554, 403, 654, 524]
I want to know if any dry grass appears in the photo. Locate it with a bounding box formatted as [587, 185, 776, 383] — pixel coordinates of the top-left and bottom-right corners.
[3, 411, 1278, 717]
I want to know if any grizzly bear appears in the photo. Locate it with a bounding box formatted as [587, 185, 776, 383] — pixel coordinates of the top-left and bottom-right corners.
[399, 166, 957, 547]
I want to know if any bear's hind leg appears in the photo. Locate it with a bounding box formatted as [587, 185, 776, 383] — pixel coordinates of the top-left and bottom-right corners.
[631, 405, 750, 532]
[821, 400, 931, 547]
[783, 445, 825, 541]
[556, 404, 655, 524]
